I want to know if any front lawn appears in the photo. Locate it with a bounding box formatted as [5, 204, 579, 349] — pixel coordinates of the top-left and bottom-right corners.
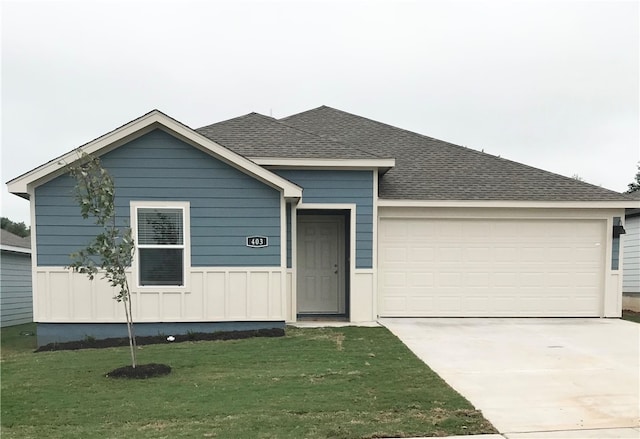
[622, 310, 640, 323]
[1, 323, 495, 438]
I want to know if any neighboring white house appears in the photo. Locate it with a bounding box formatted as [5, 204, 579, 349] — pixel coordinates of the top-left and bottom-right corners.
[623, 207, 640, 311]
[1, 229, 33, 327]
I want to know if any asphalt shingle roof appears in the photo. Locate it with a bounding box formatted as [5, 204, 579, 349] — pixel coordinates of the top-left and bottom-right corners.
[195, 106, 632, 202]
[280, 106, 631, 202]
[1, 229, 31, 249]
[197, 112, 383, 160]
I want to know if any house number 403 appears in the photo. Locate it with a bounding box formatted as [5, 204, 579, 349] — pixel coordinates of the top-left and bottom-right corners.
[246, 236, 268, 248]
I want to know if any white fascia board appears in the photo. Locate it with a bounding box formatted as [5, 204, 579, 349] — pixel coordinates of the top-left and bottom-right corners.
[162, 119, 302, 198]
[1, 245, 31, 254]
[377, 199, 640, 209]
[251, 157, 396, 171]
[7, 110, 303, 199]
[7, 111, 162, 197]
[297, 202, 357, 210]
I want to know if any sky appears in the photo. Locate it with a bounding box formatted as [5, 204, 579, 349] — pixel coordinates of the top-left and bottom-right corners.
[1, 0, 638, 225]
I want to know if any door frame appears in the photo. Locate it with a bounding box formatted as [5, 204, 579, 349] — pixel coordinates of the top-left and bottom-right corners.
[292, 203, 356, 321]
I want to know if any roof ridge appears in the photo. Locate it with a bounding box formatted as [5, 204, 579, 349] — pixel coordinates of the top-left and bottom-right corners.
[287, 106, 625, 196]
[197, 112, 265, 130]
[273, 115, 387, 160]
[200, 111, 386, 159]
[278, 105, 329, 122]
[246, 112, 276, 120]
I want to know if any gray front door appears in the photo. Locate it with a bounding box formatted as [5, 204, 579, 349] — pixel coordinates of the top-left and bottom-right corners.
[297, 215, 345, 314]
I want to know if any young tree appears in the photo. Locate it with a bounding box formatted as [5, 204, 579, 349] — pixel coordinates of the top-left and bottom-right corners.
[67, 153, 138, 367]
[627, 163, 640, 193]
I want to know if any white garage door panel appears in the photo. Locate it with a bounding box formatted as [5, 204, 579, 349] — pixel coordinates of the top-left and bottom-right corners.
[379, 218, 605, 317]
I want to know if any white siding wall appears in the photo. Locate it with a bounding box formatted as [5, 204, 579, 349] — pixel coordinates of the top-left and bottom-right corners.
[623, 215, 640, 294]
[34, 267, 285, 322]
[351, 270, 375, 322]
[284, 268, 376, 323]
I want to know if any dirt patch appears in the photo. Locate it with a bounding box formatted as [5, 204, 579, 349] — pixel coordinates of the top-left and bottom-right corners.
[35, 328, 285, 352]
[106, 363, 172, 379]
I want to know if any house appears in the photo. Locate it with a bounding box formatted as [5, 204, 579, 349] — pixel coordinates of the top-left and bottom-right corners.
[1, 229, 33, 327]
[6, 107, 638, 345]
[623, 205, 640, 311]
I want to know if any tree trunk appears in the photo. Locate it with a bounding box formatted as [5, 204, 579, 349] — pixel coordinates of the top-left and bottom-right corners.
[127, 290, 138, 360]
[122, 294, 137, 368]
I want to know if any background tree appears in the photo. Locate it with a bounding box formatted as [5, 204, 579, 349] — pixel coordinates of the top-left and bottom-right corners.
[626, 163, 640, 193]
[1, 217, 30, 237]
[67, 153, 138, 368]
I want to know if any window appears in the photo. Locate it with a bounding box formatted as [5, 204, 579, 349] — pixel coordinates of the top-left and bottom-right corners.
[132, 202, 189, 287]
[612, 216, 622, 270]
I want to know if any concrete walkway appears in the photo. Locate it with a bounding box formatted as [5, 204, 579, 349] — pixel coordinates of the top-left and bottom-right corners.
[381, 318, 640, 438]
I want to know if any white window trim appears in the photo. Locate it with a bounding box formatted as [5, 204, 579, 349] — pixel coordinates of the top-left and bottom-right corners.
[130, 200, 191, 292]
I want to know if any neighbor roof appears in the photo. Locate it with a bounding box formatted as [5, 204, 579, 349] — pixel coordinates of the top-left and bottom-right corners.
[1, 229, 31, 253]
[279, 106, 631, 201]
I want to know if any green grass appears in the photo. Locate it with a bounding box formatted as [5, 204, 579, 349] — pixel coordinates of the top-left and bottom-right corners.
[1, 324, 495, 439]
[622, 310, 640, 323]
[0, 323, 37, 356]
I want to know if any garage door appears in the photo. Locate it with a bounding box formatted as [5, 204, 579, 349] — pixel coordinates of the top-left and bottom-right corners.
[378, 218, 605, 317]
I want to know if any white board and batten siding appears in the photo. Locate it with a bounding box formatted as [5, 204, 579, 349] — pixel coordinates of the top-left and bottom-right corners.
[31, 129, 288, 324]
[378, 207, 622, 317]
[34, 267, 286, 323]
[622, 215, 640, 294]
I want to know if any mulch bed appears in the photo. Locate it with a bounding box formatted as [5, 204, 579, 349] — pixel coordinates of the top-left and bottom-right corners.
[106, 363, 172, 379]
[35, 328, 285, 353]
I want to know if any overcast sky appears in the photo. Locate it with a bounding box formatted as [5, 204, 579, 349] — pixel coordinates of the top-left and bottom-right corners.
[2, 0, 638, 225]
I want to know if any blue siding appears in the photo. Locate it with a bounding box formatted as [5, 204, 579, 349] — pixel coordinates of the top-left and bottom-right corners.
[275, 170, 374, 268]
[0, 251, 33, 327]
[623, 216, 640, 293]
[35, 129, 282, 267]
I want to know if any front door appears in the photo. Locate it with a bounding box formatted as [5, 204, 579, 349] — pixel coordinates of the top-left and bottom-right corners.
[297, 215, 345, 315]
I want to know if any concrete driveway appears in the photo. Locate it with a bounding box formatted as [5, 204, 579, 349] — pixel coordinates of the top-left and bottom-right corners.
[380, 318, 640, 437]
